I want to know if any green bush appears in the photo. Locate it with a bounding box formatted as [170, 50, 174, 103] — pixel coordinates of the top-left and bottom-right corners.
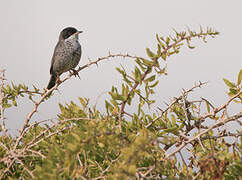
[0, 27, 241, 179]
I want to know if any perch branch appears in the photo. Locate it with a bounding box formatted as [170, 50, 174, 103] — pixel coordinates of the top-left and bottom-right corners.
[13, 53, 139, 149]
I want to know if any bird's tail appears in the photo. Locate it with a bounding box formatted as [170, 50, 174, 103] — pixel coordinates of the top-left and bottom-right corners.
[47, 74, 57, 89]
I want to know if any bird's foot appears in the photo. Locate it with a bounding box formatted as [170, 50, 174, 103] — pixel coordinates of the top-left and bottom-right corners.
[70, 69, 80, 79]
[56, 75, 61, 85]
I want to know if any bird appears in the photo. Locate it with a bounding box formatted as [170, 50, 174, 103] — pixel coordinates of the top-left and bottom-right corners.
[47, 27, 83, 90]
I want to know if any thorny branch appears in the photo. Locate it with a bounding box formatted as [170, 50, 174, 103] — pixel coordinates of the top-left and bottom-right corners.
[0, 54, 139, 178]
[134, 81, 207, 138]
[119, 67, 152, 129]
[0, 117, 99, 178]
[146, 81, 207, 129]
[12, 31, 220, 149]
[118, 31, 217, 125]
[0, 29, 230, 179]
[14, 53, 139, 149]
[165, 90, 242, 159]
[136, 165, 156, 179]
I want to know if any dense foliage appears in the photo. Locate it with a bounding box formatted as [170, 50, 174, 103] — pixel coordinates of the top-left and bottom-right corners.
[0, 27, 241, 179]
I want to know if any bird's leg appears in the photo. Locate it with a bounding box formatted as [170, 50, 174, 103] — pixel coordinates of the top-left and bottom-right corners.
[69, 68, 80, 79]
[56, 74, 61, 85]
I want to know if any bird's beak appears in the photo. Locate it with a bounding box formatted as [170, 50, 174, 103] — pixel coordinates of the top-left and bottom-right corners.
[72, 31, 83, 36]
[73, 31, 83, 36]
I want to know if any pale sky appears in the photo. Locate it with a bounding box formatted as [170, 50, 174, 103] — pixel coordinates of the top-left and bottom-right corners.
[0, 0, 241, 131]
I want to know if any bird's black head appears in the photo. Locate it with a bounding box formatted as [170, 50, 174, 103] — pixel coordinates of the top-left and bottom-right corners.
[60, 27, 82, 40]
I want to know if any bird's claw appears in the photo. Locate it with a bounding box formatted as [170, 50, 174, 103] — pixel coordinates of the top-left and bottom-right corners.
[56, 75, 61, 85]
[70, 69, 80, 79]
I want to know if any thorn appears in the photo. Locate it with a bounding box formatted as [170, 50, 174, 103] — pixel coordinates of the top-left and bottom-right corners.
[164, 101, 169, 106]
[87, 59, 92, 67]
[56, 88, 61, 95]
[157, 107, 163, 112]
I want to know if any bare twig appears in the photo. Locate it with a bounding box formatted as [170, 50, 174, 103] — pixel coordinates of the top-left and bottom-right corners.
[164, 90, 241, 159]
[6, 90, 42, 99]
[15, 157, 34, 178]
[192, 172, 201, 180]
[93, 153, 121, 180]
[26, 149, 46, 159]
[140, 165, 156, 178]
[26, 117, 95, 149]
[14, 84, 59, 149]
[179, 151, 187, 168]
[146, 81, 207, 129]
[200, 132, 242, 140]
[165, 109, 242, 159]
[0, 141, 9, 152]
[182, 94, 190, 122]
[76, 53, 141, 73]
[0, 69, 7, 136]
[119, 67, 151, 130]
[198, 137, 206, 152]
[0, 159, 15, 179]
[123, 111, 133, 118]
[197, 91, 242, 122]
[201, 97, 215, 110]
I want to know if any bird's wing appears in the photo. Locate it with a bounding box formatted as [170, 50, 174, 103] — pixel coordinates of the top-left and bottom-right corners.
[49, 41, 63, 75]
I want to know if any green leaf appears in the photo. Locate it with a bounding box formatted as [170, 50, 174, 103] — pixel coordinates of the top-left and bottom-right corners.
[79, 97, 86, 108]
[156, 34, 162, 44]
[163, 125, 179, 133]
[223, 78, 235, 88]
[149, 80, 159, 88]
[123, 75, 132, 85]
[188, 45, 195, 49]
[141, 58, 153, 67]
[11, 82, 17, 90]
[109, 92, 125, 101]
[161, 52, 167, 61]
[146, 48, 155, 58]
[3, 103, 11, 108]
[237, 69, 242, 85]
[135, 58, 146, 72]
[166, 37, 170, 45]
[134, 66, 142, 83]
[6, 85, 11, 94]
[229, 88, 238, 95]
[116, 67, 124, 74]
[12, 99, 17, 107]
[145, 75, 156, 82]
[116, 94, 126, 101]
[105, 100, 113, 114]
[205, 101, 210, 113]
[110, 99, 118, 106]
[186, 39, 195, 49]
[157, 44, 162, 57]
[123, 85, 129, 97]
[171, 114, 176, 126]
[109, 92, 117, 99]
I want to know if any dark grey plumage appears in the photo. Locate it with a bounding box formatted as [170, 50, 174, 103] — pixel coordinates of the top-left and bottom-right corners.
[47, 27, 82, 89]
